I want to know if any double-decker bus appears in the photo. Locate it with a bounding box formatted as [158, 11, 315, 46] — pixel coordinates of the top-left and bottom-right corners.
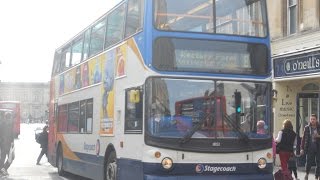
[48, 0, 272, 179]
[0, 101, 21, 138]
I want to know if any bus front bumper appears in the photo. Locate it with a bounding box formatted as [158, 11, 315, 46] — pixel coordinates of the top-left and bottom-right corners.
[144, 174, 273, 180]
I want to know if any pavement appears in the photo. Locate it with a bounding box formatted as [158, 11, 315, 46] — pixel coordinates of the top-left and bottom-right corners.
[274, 165, 316, 180]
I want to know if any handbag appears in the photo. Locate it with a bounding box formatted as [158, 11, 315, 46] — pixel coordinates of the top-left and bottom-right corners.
[276, 143, 281, 154]
[274, 169, 284, 180]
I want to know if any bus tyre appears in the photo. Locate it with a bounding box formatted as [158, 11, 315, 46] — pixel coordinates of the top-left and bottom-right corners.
[105, 151, 117, 180]
[57, 145, 66, 176]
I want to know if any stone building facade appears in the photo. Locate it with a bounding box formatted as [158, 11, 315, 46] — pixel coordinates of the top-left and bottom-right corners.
[268, 0, 320, 138]
[0, 82, 49, 123]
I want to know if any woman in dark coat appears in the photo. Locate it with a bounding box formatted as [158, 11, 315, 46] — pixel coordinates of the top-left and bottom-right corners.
[276, 119, 296, 180]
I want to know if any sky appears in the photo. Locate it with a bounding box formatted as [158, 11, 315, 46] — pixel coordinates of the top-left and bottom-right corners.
[0, 0, 121, 82]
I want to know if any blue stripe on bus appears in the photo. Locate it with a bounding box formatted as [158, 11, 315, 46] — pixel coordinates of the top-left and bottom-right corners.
[117, 158, 273, 180]
[133, 33, 147, 62]
[73, 151, 104, 165]
[63, 156, 104, 180]
[64, 152, 273, 180]
[62, 154, 273, 180]
[143, 174, 273, 180]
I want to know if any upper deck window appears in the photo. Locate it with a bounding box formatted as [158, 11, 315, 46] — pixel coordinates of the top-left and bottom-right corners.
[71, 37, 84, 66]
[89, 19, 106, 57]
[61, 46, 71, 70]
[106, 4, 126, 48]
[125, 0, 144, 37]
[154, 0, 267, 37]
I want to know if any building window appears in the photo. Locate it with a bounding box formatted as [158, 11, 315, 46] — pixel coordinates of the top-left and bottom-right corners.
[33, 94, 40, 102]
[23, 94, 28, 101]
[302, 83, 320, 91]
[288, 0, 297, 34]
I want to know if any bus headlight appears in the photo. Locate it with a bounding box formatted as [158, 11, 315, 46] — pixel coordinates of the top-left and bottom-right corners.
[161, 157, 173, 170]
[257, 158, 267, 169]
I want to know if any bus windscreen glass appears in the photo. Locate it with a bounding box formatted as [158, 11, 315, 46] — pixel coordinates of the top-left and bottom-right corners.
[146, 78, 271, 141]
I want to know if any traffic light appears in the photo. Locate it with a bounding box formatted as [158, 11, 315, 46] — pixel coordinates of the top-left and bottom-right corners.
[234, 91, 241, 114]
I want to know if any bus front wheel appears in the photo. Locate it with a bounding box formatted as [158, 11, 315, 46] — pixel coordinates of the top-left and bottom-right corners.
[105, 151, 117, 180]
[57, 145, 66, 176]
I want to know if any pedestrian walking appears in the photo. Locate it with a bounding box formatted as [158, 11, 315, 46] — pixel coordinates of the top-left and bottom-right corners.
[300, 114, 320, 180]
[36, 125, 48, 165]
[287, 153, 298, 180]
[276, 119, 296, 180]
[0, 111, 15, 177]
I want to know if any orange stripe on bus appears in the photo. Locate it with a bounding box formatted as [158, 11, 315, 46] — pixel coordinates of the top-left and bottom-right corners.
[56, 134, 80, 161]
[127, 38, 147, 70]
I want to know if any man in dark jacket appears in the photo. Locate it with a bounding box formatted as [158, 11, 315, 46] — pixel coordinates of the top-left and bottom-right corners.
[0, 111, 15, 176]
[300, 114, 320, 180]
[36, 125, 48, 165]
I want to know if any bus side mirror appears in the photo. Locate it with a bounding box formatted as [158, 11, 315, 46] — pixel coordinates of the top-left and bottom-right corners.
[129, 90, 140, 103]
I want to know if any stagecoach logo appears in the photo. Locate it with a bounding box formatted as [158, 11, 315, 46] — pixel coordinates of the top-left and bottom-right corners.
[195, 164, 236, 174]
[195, 164, 204, 173]
[83, 142, 95, 152]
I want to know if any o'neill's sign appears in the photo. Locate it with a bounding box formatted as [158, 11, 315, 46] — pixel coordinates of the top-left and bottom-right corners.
[274, 51, 320, 78]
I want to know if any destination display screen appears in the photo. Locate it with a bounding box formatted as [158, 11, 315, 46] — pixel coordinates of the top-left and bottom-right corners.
[153, 38, 268, 75]
[175, 49, 251, 71]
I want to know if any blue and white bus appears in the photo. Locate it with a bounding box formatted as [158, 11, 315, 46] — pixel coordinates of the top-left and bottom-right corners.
[48, 0, 273, 179]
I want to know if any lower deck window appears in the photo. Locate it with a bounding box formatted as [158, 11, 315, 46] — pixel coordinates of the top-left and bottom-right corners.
[57, 98, 93, 133]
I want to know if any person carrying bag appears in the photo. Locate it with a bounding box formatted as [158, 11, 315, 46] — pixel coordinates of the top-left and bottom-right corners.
[275, 119, 296, 180]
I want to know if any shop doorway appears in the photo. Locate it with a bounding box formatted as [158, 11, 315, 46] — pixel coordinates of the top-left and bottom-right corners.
[296, 93, 319, 166]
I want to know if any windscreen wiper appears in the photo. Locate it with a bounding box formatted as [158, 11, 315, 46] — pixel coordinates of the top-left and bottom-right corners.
[179, 111, 208, 144]
[224, 114, 249, 143]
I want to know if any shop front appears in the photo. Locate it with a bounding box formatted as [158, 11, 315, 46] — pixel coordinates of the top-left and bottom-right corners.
[273, 48, 320, 166]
